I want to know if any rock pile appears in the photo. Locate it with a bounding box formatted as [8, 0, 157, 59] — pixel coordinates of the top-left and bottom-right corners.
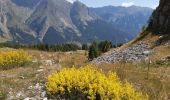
[93, 41, 152, 64]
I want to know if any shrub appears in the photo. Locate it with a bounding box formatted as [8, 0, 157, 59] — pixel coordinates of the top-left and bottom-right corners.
[46, 65, 148, 100]
[88, 43, 99, 61]
[98, 40, 112, 53]
[0, 50, 32, 70]
[88, 41, 113, 60]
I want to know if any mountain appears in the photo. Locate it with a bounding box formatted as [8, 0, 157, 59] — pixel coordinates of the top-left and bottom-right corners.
[147, 0, 170, 35]
[0, 0, 133, 44]
[92, 6, 153, 37]
[70, 1, 132, 44]
[1, 0, 151, 44]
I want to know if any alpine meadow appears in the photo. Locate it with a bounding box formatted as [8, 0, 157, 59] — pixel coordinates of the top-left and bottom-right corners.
[0, 0, 170, 100]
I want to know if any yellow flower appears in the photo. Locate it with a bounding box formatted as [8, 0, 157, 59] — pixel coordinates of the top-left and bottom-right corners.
[0, 50, 32, 70]
[46, 65, 148, 100]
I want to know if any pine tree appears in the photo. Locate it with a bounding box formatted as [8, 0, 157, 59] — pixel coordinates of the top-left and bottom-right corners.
[88, 41, 99, 61]
[82, 44, 88, 50]
[99, 40, 112, 53]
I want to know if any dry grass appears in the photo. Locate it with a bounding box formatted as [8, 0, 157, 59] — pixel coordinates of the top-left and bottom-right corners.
[103, 31, 170, 99]
[116, 31, 159, 50]
[0, 49, 87, 99]
[151, 46, 170, 61]
[0, 66, 40, 98]
[94, 62, 170, 100]
[0, 48, 170, 99]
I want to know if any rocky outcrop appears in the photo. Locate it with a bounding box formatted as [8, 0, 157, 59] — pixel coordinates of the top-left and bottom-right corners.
[93, 41, 152, 64]
[148, 0, 170, 35]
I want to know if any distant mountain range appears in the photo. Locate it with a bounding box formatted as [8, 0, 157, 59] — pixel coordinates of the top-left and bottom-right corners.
[92, 6, 153, 37]
[0, 0, 153, 44]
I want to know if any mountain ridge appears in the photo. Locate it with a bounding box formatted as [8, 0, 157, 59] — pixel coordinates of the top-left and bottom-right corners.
[92, 5, 153, 37]
[0, 0, 152, 44]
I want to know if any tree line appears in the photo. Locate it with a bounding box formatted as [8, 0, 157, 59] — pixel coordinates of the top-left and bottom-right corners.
[0, 43, 81, 52]
[0, 41, 123, 60]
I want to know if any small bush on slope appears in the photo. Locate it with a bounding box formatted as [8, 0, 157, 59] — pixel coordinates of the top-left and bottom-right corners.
[46, 65, 148, 100]
[0, 50, 32, 70]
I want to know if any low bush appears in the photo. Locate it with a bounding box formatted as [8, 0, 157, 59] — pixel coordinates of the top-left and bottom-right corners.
[46, 65, 148, 100]
[0, 50, 32, 70]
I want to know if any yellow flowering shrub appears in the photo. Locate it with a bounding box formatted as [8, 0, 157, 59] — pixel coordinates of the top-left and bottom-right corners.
[0, 50, 32, 70]
[46, 65, 148, 100]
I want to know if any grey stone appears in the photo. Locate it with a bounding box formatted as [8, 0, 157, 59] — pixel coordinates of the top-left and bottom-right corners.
[93, 41, 152, 64]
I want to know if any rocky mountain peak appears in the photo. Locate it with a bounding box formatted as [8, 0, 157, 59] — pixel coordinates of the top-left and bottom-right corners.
[148, 0, 170, 35]
[71, 0, 98, 22]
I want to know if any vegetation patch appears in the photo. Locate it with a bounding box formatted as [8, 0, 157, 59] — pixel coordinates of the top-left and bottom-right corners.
[46, 65, 148, 100]
[0, 91, 7, 100]
[0, 50, 32, 70]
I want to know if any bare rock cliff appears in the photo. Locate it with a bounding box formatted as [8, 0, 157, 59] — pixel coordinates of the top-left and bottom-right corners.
[148, 0, 170, 34]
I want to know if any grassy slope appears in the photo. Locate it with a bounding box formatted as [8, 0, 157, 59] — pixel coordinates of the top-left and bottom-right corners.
[0, 49, 87, 99]
[107, 31, 170, 99]
[0, 38, 170, 99]
[95, 62, 170, 100]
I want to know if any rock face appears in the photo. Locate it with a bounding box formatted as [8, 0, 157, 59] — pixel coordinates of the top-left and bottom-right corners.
[148, 0, 170, 34]
[93, 41, 152, 64]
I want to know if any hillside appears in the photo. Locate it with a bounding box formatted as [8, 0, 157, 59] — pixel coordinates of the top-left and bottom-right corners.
[94, 0, 170, 63]
[92, 0, 170, 99]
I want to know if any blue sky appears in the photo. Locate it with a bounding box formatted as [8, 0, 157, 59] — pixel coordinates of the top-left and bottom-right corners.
[67, 0, 159, 9]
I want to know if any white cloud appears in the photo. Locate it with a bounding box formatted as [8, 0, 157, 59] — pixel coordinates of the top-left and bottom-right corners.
[121, 2, 134, 7]
[66, 0, 75, 3]
[152, 4, 158, 9]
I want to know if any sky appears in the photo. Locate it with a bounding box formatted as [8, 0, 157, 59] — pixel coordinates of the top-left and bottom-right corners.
[67, 0, 159, 9]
